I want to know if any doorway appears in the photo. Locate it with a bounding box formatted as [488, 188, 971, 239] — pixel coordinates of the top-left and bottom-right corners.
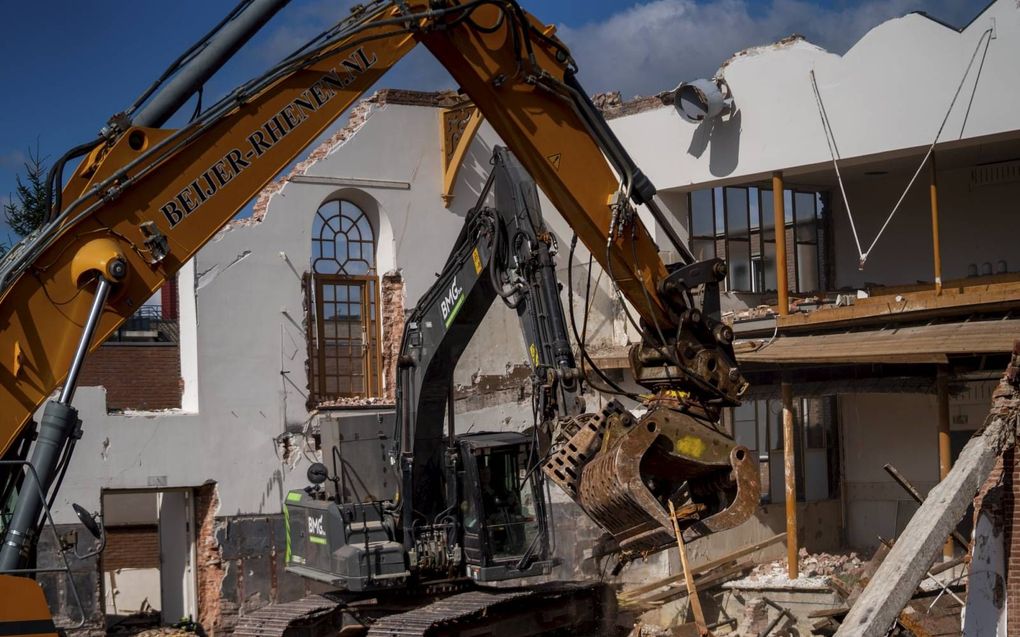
[101, 489, 197, 627]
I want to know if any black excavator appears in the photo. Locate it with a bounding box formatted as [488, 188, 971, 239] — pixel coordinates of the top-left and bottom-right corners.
[270, 148, 601, 636]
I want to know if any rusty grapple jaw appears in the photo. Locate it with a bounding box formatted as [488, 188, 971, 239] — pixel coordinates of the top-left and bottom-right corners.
[631, 257, 748, 405]
[543, 400, 759, 558]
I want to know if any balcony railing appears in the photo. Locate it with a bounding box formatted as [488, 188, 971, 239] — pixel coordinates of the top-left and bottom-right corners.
[107, 304, 179, 343]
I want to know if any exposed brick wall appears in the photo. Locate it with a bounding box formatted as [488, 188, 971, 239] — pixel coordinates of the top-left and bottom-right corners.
[972, 346, 1019, 634]
[102, 525, 160, 571]
[973, 441, 1016, 634]
[79, 343, 182, 411]
[195, 484, 226, 635]
[381, 271, 405, 401]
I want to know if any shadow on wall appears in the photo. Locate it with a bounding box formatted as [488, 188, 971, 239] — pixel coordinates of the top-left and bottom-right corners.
[687, 110, 742, 178]
[451, 134, 496, 212]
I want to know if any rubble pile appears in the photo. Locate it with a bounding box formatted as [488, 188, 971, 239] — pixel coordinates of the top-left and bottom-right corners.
[314, 396, 395, 408]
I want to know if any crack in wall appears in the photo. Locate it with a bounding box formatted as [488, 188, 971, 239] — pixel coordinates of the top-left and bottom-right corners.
[196, 250, 252, 291]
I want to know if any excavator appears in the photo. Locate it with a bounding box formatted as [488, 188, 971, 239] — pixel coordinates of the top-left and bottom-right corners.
[274, 146, 590, 634]
[0, 0, 757, 634]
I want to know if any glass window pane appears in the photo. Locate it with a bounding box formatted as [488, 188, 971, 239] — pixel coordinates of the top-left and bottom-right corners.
[769, 401, 784, 451]
[804, 398, 825, 449]
[784, 190, 794, 225]
[797, 243, 819, 292]
[795, 192, 817, 242]
[760, 190, 775, 241]
[763, 242, 778, 291]
[691, 239, 716, 261]
[714, 188, 725, 235]
[728, 241, 752, 291]
[749, 187, 760, 230]
[733, 403, 757, 452]
[725, 188, 749, 238]
[690, 190, 714, 237]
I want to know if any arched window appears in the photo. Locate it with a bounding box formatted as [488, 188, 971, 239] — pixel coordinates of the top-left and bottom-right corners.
[307, 199, 381, 401]
[312, 200, 375, 275]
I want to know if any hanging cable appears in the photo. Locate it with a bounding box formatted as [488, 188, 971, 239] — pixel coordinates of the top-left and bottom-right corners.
[810, 27, 993, 268]
[567, 235, 642, 400]
[810, 69, 862, 261]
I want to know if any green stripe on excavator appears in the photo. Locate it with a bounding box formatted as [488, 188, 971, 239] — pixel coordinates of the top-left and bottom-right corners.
[444, 293, 466, 328]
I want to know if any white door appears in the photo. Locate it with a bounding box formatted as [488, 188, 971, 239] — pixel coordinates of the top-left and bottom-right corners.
[157, 490, 197, 623]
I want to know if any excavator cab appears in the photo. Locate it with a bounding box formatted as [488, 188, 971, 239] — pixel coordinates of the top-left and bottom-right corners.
[283, 418, 552, 591]
[459, 433, 551, 582]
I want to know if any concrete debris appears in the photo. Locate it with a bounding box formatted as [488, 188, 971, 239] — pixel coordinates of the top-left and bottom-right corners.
[626, 622, 672, 637]
[732, 549, 862, 589]
[743, 598, 770, 635]
[130, 629, 199, 637]
[591, 91, 623, 111]
[763, 549, 864, 579]
[314, 396, 395, 409]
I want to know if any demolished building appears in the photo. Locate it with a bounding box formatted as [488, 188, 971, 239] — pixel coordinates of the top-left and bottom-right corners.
[35, 0, 1020, 634]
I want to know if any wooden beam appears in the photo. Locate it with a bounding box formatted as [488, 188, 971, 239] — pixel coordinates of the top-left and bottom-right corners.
[834, 345, 1019, 637]
[439, 105, 484, 205]
[626, 561, 754, 607]
[670, 500, 710, 635]
[782, 381, 798, 580]
[776, 278, 1020, 331]
[737, 319, 1020, 366]
[772, 172, 790, 316]
[882, 463, 969, 552]
[929, 154, 943, 296]
[619, 533, 786, 600]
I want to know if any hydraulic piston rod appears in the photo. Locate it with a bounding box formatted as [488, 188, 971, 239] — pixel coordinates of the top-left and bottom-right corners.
[0, 276, 113, 572]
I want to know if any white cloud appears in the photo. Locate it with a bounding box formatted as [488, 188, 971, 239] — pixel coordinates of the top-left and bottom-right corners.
[558, 0, 984, 97]
[253, 0, 982, 99]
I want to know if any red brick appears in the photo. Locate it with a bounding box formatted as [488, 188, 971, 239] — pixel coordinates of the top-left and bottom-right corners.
[102, 525, 159, 570]
[79, 344, 182, 411]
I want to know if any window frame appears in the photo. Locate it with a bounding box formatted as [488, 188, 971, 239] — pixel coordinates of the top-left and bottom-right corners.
[308, 199, 383, 402]
[688, 185, 828, 294]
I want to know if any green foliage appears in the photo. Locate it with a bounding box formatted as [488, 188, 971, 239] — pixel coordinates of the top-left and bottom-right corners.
[4, 147, 49, 239]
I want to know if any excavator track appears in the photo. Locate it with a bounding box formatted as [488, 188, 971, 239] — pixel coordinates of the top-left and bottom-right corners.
[233, 595, 344, 637]
[232, 583, 608, 637]
[365, 583, 607, 637]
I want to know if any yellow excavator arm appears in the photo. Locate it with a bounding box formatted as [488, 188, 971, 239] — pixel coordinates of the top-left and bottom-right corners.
[0, 0, 754, 593]
[0, 1, 688, 457]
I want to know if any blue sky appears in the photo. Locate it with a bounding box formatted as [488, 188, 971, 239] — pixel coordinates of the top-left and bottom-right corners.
[0, 0, 983, 242]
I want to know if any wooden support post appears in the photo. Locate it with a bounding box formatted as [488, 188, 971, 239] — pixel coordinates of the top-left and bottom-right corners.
[772, 172, 790, 316]
[929, 154, 943, 295]
[782, 381, 798, 579]
[670, 500, 710, 636]
[936, 366, 954, 560]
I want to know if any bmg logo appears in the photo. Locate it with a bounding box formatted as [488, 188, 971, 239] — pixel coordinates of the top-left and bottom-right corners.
[308, 515, 325, 536]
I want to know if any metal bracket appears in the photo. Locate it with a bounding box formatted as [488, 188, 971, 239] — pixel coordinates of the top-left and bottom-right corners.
[140, 221, 169, 264]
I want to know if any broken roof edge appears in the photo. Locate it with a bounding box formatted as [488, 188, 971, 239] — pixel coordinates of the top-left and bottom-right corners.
[226, 89, 471, 233]
[911, 0, 996, 33]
